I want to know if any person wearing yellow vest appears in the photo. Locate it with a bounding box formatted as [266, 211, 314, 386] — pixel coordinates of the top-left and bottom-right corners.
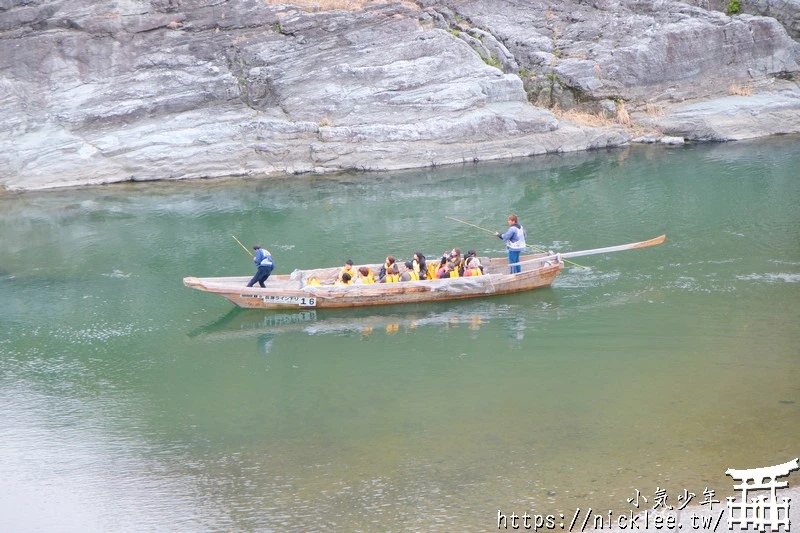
[379, 256, 399, 283]
[399, 261, 420, 282]
[336, 259, 355, 283]
[436, 248, 462, 278]
[463, 256, 483, 277]
[450, 248, 464, 276]
[463, 250, 484, 276]
[355, 266, 375, 284]
[334, 272, 353, 286]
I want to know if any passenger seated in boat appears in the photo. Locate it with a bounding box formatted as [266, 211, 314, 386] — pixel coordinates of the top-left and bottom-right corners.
[399, 261, 420, 282]
[355, 266, 375, 284]
[378, 256, 399, 283]
[334, 272, 353, 286]
[435, 253, 447, 278]
[412, 252, 427, 280]
[463, 257, 483, 277]
[335, 259, 355, 283]
[463, 250, 484, 275]
[436, 262, 458, 279]
[306, 275, 321, 286]
[436, 249, 462, 278]
[449, 248, 465, 275]
[385, 263, 400, 283]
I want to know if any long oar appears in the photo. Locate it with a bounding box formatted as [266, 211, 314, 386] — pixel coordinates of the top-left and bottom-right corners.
[445, 216, 588, 269]
[528, 234, 666, 266]
[558, 234, 666, 259]
[232, 235, 254, 258]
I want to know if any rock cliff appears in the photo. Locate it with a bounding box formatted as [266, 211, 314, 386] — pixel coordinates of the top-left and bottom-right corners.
[1, 0, 798, 191]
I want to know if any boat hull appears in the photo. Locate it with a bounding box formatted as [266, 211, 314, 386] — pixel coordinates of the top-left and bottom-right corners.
[183, 255, 563, 310]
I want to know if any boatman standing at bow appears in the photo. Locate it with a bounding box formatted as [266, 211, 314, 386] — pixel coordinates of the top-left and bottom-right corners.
[495, 214, 527, 274]
[246, 245, 274, 287]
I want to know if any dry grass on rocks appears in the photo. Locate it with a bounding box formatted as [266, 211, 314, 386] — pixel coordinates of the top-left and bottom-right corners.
[552, 103, 662, 138]
[552, 104, 635, 128]
[729, 83, 753, 96]
[646, 102, 665, 117]
[553, 107, 616, 127]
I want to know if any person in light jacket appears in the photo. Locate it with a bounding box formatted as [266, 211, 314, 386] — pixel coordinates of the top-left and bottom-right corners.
[246, 245, 274, 287]
[495, 214, 527, 274]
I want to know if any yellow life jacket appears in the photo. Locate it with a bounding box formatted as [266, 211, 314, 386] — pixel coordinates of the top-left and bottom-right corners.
[426, 263, 438, 280]
[407, 271, 420, 281]
[354, 268, 375, 284]
[334, 279, 352, 286]
[464, 268, 483, 277]
[448, 270, 460, 278]
[338, 266, 355, 281]
[383, 262, 399, 283]
[306, 278, 321, 286]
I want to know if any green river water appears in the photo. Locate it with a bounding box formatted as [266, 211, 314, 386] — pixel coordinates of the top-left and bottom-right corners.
[1, 138, 798, 532]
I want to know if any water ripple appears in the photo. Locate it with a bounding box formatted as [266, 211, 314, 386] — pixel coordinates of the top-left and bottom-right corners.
[736, 272, 800, 283]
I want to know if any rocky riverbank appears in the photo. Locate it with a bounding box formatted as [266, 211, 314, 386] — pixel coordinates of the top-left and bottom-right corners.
[1, 0, 798, 191]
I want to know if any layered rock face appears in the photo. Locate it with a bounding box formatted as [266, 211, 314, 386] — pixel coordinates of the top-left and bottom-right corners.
[689, 0, 800, 39]
[1, 0, 798, 191]
[445, 0, 798, 103]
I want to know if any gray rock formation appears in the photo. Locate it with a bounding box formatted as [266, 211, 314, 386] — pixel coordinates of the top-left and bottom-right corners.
[633, 80, 800, 140]
[688, 0, 800, 39]
[0, 0, 798, 191]
[440, 0, 799, 105]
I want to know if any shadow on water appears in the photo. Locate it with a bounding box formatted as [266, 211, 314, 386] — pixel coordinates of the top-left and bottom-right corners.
[187, 288, 563, 343]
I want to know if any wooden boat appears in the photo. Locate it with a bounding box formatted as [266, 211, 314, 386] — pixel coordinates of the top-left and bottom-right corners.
[183, 235, 666, 310]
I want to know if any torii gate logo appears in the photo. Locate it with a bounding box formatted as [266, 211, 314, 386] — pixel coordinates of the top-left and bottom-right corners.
[726, 458, 799, 532]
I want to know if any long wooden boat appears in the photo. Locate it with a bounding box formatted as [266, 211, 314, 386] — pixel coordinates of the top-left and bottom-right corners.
[183, 235, 665, 310]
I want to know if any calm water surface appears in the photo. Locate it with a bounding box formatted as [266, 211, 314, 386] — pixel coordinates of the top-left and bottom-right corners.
[1, 138, 798, 532]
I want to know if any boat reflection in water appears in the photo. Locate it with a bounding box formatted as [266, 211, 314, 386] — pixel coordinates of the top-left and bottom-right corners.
[187, 297, 541, 351]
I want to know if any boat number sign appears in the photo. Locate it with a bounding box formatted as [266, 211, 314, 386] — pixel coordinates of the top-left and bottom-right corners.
[241, 294, 317, 307]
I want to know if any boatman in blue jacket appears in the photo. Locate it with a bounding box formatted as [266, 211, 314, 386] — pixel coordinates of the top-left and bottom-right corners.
[495, 214, 527, 274]
[246, 245, 274, 287]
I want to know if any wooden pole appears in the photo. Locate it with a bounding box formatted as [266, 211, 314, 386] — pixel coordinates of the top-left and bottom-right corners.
[445, 216, 588, 269]
[232, 235, 254, 258]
